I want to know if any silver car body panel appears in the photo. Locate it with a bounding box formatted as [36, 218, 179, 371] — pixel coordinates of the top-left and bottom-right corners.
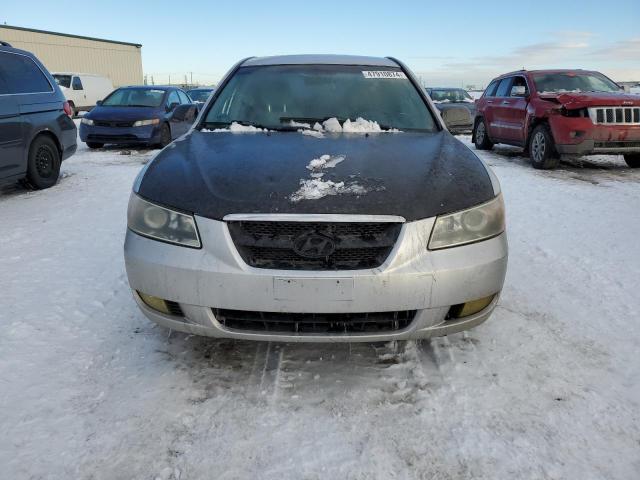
[124, 214, 508, 342]
[242, 55, 399, 67]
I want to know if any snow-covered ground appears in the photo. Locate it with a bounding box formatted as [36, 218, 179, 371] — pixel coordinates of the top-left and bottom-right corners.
[1, 131, 639, 480]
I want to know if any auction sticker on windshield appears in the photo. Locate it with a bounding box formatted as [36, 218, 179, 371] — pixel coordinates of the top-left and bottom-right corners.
[362, 71, 407, 79]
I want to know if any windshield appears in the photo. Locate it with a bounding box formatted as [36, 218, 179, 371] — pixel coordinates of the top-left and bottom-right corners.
[533, 72, 620, 94]
[189, 89, 213, 102]
[53, 74, 71, 89]
[429, 89, 473, 103]
[204, 65, 436, 132]
[102, 88, 166, 107]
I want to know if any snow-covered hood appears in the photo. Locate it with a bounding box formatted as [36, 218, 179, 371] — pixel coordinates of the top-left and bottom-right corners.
[538, 91, 640, 109]
[136, 130, 494, 221]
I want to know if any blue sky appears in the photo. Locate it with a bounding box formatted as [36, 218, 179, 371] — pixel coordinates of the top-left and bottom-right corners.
[2, 0, 639, 87]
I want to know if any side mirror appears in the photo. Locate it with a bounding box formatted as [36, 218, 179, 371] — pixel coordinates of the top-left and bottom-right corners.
[441, 106, 472, 131]
[96, 100, 103, 106]
[511, 85, 527, 97]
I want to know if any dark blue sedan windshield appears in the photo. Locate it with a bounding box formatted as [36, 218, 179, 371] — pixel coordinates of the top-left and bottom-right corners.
[204, 65, 436, 131]
[103, 88, 166, 107]
[188, 89, 213, 102]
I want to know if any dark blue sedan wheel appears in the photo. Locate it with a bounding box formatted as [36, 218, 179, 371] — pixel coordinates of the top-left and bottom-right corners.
[158, 124, 171, 149]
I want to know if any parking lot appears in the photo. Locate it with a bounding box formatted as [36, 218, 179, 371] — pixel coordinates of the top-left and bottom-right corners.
[1, 127, 639, 479]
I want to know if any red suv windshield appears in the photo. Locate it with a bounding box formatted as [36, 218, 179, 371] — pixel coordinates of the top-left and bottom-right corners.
[532, 72, 620, 94]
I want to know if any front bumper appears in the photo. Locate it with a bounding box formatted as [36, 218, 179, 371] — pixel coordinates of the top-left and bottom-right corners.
[549, 116, 640, 155]
[79, 123, 160, 145]
[124, 216, 508, 342]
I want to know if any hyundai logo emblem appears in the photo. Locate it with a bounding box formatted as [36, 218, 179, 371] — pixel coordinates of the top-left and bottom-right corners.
[293, 232, 336, 258]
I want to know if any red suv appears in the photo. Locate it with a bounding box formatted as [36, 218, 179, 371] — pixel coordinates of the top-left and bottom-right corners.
[473, 69, 640, 169]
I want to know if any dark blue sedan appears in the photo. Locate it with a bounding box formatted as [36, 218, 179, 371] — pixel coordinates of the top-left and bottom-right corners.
[186, 87, 215, 104]
[79, 86, 198, 149]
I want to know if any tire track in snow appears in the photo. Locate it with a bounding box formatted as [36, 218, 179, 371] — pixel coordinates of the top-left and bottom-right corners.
[418, 334, 500, 474]
[248, 342, 283, 404]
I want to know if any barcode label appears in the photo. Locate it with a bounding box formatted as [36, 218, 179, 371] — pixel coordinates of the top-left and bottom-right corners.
[362, 71, 407, 79]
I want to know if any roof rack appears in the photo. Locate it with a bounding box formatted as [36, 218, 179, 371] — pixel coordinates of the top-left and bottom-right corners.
[0, 40, 12, 47]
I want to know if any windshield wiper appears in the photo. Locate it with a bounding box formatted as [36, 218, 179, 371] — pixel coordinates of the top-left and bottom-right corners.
[201, 120, 297, 131]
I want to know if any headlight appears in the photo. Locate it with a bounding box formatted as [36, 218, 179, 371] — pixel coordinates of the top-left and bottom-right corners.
[428, 194, 505, 250]
[127, 193, 201, 248]
[133, 119, 160, 127]
[81, 118, 94, 125]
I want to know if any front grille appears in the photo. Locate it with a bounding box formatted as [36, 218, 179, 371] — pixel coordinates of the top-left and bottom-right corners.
[589, 107, 640, 125]
[93, 120, 136, 128]
[213, 309, 416, 334]
[227, 221, 402, 270]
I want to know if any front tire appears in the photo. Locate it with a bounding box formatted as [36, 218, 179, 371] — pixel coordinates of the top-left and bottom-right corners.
[624, 154, 640, 168]
[25, 136, 61, 190]
[529, 124, 559, 169]
[86, 142, 104, 149]
[156, 123, 171, 149]
[474, 118, 493, 150]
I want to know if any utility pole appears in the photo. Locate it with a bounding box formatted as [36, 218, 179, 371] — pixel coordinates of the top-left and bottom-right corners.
[190, 72, 193, 85]
[168, 74, 171, 85]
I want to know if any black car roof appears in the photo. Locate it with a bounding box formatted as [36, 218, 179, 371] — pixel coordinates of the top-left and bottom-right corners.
[0, 44, 36, 57]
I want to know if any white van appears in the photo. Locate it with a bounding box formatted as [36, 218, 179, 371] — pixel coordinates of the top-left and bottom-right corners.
[52, 73, 114, 116]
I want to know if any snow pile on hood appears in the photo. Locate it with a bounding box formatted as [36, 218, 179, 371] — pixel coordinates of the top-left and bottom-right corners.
[202, 118, 400, 136]
[299, 117, 400, 136]
[330, 117, 399, 133]
[289, 179, 369, 202]
[290, 153, 381, 201]
[202, 122, 268, 133]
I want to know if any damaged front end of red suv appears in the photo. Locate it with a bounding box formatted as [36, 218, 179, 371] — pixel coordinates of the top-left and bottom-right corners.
[540, 90, 640, 158]
[474, 69, 640, 169]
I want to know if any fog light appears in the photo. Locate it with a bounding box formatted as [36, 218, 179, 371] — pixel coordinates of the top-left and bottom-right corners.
[137, 291, 183, 316]
[569, 130, 585, 138]
[447, 294, 496, 319]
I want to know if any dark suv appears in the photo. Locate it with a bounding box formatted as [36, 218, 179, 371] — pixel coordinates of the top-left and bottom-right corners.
[473, 69, 640, 169]
[0, 41, 77, 189]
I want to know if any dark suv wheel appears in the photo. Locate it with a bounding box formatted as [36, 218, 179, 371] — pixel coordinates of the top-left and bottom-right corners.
[25, 136, 61, 189]
[529, 124, 559, 169]
[624, 154, 640, 168]
[474, 118, 493, 150]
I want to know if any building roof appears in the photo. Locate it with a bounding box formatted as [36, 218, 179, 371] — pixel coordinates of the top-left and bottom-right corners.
[242, 54, 398, 67]
[0, 24, 141, 48]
